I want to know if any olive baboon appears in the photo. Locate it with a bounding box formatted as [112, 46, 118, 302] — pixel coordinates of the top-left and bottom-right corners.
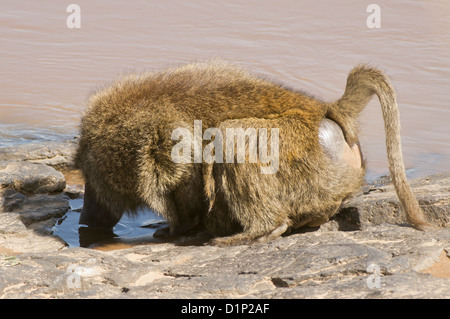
[75, 60, 431, 246]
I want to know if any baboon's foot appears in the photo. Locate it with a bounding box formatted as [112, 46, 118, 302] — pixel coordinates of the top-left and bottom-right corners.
[290, 213, 336, 234]
[304, 216, 330, 228]
[209, 221, 290, 247]
[153, 222, 204, 239]
[153, 226, 172, 238]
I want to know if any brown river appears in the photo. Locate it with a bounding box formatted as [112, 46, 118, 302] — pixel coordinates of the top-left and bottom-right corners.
[1, 0, 449, 180]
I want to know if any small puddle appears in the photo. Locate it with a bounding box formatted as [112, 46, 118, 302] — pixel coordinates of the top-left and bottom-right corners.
[53, 198, 170, 250]
[54, 170, 172, 250]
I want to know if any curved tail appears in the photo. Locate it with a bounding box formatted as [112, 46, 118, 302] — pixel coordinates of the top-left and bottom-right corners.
[329, 65, 431, 230]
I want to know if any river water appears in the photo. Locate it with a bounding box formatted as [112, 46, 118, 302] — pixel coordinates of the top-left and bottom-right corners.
[1, 0, 449, 179]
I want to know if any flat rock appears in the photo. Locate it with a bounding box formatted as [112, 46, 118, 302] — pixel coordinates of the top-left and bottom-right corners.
[0, 161, 66, 195]
[0, 140, 77, 169]
[0, 190, 69, 255]
[328, 172, 450, 230]
[0, 224, 449, 299]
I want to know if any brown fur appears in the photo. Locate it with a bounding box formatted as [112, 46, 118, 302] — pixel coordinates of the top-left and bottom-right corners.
[327, 65, 431, 230]
[75, 60, 430, 246]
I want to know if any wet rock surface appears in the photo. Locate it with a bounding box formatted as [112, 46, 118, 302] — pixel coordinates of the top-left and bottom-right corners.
[0, 140, 77, 169]
[0, 141, 449, 298]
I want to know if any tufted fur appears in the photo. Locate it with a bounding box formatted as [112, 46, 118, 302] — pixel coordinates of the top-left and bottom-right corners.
[75, 60, 430, 246]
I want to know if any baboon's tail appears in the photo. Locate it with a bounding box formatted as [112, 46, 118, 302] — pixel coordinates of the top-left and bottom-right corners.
[329, 65, 431, 230]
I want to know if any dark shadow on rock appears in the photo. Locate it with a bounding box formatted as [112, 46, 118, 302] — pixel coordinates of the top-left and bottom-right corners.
[330, 206, 362, 231]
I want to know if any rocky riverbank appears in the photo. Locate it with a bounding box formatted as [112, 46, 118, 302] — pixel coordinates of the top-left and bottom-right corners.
[0, 140, 449, 298]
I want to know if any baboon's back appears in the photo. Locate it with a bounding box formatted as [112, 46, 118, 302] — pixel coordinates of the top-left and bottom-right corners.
[75, 60, 328, 218]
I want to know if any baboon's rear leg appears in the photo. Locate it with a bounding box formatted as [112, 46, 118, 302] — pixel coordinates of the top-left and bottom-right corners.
[209, 219, 291, 247]
[291, 205, 341, 232]
[79, 182, 124, 229]
[153, 185, 205, 239]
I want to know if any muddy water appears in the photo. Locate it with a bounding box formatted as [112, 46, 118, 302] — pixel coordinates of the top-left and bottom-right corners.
[2, 1, 450, 248]
[1, 0, 449, 178]
[53, 202, 169, 249]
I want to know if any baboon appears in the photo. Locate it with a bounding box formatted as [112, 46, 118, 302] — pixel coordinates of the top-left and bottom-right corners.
[75, 59, 431, 246]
